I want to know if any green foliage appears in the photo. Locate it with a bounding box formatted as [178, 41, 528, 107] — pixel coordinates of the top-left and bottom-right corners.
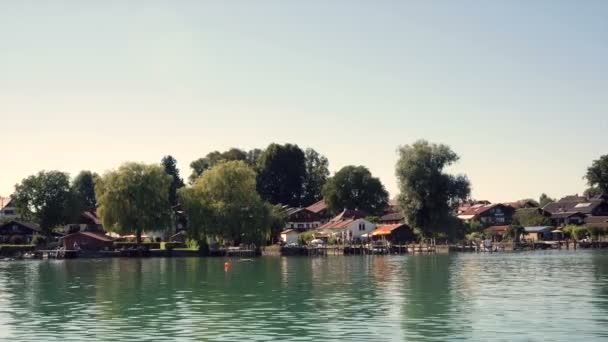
[505, 225, 524, 242]
[186, 238, 200, 250]
[466, 232, 482, 242]
[539, 193, 555, 208]
[257, 143, 307, 206]
[322, 165, 388, 216]
[13, 170, 73, 234]
[467, 220, 483, 233]
[396, 140, 470, 238]
[298, 230, 315, 245]
[587, 226, 606, 241]
[96, 163, 172, 243]
[189, 148, 249, 184]
[302, 148, 330, 205]
[31, 234, 46, 246]
[513, 208, 552, 227]
[72, 171, 99, 210]
[180, 160, 272, 246]
[267, 203, 287, 242]
[162, 155, 185, 206]
[366, 216, 380, 224]
[586, 154, 608, 195]
[562, 225, 588, 241]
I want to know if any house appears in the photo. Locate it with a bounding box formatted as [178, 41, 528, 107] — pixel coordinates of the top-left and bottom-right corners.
[65, 210, 104, 234]
[283, 207, 322, 231]
[550, 211, 587, 226]
[457, 203, 515, 227]
[306, 200, 332, 224]
[0, 220, 42, 244]
[317, 210, 376, 242]
[503, 199, 539, 209]
[280, 229, 299, 245]
[0, 196, 19, 220]
[457, 200, 491, 215]
[379, 199, 406, 224]
[585, 216, 608, 229]
[371, 224, 415, 244]
[483, 225, 510, 241]
[543, 195, 608, 217]
[62, 231, 114, 251]
[523, 226, 555, 241]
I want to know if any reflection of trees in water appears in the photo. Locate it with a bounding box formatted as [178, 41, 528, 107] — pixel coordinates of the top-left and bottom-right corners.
[401, 255, 470, 341]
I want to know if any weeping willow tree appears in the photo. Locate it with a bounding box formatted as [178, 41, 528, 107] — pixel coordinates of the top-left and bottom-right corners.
[96, 163, 172, 243]
[179, 160, 276, 247]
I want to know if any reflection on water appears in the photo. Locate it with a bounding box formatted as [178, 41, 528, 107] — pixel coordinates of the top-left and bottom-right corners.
[0, 251, 607, 341]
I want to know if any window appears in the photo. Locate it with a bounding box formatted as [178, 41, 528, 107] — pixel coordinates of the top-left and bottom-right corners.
[297, 224, 304, 228]
[306, 223, 310, 228]
[290, 224, 294, 228]
[359, 223, 365, 231]
[3, 210, 14, 215]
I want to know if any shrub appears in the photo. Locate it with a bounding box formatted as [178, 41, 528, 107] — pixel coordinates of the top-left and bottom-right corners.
[186, 238, 200, 250]
[298, 231, 315, 245]
[31, 234, 46, 246]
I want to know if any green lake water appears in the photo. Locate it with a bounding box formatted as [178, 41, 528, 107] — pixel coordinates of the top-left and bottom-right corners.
[0, 251, 607, 341]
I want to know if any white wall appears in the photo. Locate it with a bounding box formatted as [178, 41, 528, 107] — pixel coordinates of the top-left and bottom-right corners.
[281, 232, 299, 244]
[331, 219, 376, 241]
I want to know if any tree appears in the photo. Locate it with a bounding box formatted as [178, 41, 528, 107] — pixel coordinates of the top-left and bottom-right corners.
[161, 155, 185, 206]
[302, 148, 330, 206]
[72, 170, 99, 209]
[179, 161, 272, 246]
[246, 148, 264, 167]
[586, 154, 608, 195]
[584, 187, 603, 199]
[256, 143, 306, 206]
[322, 165, 388, 216]
[189, 148, 248, 183]
[539, 193, 555, 208]
[96, 163, 172, 243]
[396, 140, 471, 238]
[12, 171, 72, 234]
[512, 208, 552, 227]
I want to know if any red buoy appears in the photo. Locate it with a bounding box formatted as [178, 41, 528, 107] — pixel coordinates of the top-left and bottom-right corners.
[224, 261, 232, 271]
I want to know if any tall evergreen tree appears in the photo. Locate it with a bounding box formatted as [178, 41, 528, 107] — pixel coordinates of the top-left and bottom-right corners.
[162, 155, 185, 206]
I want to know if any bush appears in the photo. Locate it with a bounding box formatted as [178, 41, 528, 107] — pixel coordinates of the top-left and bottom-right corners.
[298, 231, 315, 245]
[0, 244, 35, 256]
[186, 238, 200, 250]
[562, 225, 589, 241]
[163, 242, 186, 250]
[31, 234, 46, 246]
[113, 242, 161, 250]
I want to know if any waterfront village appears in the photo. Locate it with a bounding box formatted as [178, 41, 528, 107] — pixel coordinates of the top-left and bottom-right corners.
[1, 142, 608, 259]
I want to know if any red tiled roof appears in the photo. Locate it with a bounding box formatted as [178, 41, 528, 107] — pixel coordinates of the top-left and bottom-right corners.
[459, 204, 496, 217]
[67, 231, 114, 242]
[371, 224, 406, 236]
[306, 200, 327, 214]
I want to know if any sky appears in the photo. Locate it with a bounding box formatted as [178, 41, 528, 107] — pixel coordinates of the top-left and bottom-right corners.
[1, 1, 607, 202]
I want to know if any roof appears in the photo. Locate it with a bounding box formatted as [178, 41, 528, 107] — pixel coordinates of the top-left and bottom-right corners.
[0, 220, 41, 232]
[458, 204, 499, 217]
[503, 200, 538, 209]
[550, 211, 586, 219]
[484, 225, 510, 233]
[65, 231, 114, 242]
[379, 211, 405, 222]
[585, 216, 608, 224]
[306, 200, 328, 214]
[543, 196, 607, 215]
[318, 219, 356, 230]
[371, 224, 407, 236]
[524, 226, 555, 233]
[0, 196, 14, 210]
[331, 209, 367, 222]
[280, 229, 297, 234]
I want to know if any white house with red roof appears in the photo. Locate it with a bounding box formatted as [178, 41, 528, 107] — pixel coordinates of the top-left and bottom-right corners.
[317, 209, 376, 242]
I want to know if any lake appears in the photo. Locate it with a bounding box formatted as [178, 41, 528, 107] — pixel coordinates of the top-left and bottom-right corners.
[0, 251, 607, 341]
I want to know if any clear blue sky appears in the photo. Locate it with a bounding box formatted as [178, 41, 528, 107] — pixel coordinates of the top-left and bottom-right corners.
[1, 1, 607, 202]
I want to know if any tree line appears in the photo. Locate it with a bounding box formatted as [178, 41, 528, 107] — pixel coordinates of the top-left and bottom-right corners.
[9, 140, 608, 245]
